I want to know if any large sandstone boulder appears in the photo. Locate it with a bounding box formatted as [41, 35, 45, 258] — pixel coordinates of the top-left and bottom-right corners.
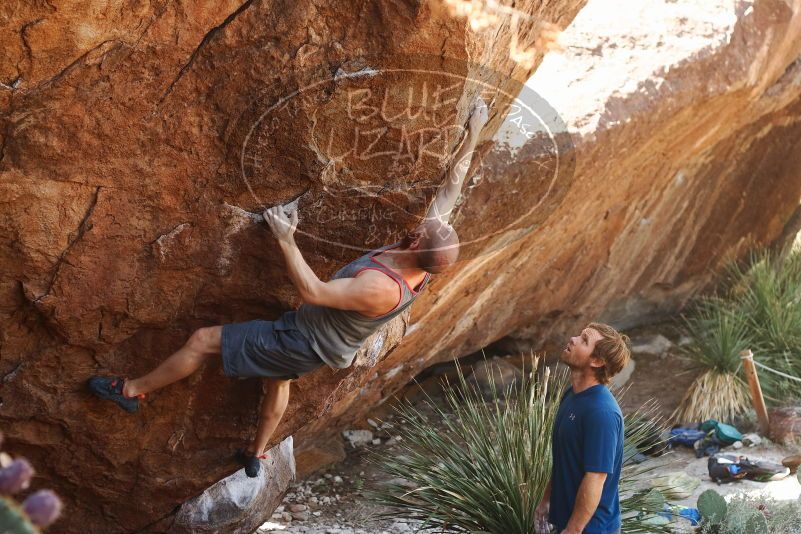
[2, 0, 801, 532]
[172, 437, 294, 533]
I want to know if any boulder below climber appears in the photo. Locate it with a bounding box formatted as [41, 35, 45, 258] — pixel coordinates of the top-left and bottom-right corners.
[170, 437, 295, 534]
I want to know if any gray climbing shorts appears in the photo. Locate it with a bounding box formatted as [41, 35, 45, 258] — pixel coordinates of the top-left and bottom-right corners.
[221, 311, 324, 380]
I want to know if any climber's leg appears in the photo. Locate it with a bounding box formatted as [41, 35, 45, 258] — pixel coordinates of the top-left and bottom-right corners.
[124, 326, 222, 397]
[236, 378, 291, 477]
[251, 378, 291, 455]
[88, 326, 222, 412]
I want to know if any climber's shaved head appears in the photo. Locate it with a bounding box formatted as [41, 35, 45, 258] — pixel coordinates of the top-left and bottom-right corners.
[400, 219, 460, 274]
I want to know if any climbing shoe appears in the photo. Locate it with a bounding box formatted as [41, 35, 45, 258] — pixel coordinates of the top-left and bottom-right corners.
[87, 376, 142, 413]
[235, 448, 267, 478]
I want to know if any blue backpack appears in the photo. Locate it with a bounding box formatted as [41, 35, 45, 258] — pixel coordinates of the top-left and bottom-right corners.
[669, 428, 706, 447]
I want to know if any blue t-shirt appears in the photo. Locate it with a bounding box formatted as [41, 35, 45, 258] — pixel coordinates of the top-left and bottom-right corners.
[549, 384, 623, 533]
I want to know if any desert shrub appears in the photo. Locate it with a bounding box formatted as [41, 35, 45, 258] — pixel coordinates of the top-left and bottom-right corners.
[672, 298, 751, 422]
[699, 491, 801, 534]
[725, 249, 801, 401]
[675, 249, 801, 423]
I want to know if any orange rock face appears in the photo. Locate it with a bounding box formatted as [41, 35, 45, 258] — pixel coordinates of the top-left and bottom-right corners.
[2, 0, 801, 532]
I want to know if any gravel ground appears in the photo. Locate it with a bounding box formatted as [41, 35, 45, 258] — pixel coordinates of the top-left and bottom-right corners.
[258, 407, 433, 534]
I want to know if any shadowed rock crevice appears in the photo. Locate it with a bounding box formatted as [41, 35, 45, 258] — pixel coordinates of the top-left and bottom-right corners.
[34, 186, 101, 303]
[158, 0, 262, 103]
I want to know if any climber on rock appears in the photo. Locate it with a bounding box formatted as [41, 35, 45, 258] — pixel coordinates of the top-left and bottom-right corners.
[88, 96, 489, 477]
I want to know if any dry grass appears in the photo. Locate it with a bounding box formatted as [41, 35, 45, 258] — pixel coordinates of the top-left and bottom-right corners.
[671, 370, 749, 424]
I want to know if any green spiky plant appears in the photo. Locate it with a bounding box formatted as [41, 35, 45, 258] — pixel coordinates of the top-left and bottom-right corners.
[621, 397, 667, 462]
[369, 357, 673, 533]
[672, 298, 752, 423]
[724, 249, 801, 401]
[698, 489, 728, 526]
[618, 398, 680, 533]
[674, 248, 801, 422]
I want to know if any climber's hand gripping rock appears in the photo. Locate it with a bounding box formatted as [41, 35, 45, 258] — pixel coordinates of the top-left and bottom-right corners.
[264, 205, 299, 244]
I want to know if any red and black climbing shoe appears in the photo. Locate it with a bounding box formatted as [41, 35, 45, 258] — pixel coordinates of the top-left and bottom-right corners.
[87, 376, 142, 413]
[235, 449, 267, 478]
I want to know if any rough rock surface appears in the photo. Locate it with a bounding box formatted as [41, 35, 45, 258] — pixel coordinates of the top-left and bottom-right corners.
[173, 437, 294, 533]
[769, 406, 801, 444]
[294, 434, 346, 480]
[2, 0, 801, 533]
[467, 357, 524, 398]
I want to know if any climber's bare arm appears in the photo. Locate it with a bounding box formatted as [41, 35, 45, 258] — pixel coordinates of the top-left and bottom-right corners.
[297, 271, 399, 316]
[425, 97, 489, 225]
[264, 207, 398, 316]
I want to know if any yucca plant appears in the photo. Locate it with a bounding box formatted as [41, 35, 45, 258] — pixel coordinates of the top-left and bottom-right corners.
[672, 298, 751, 423]
[369, 357, 672, 533]
[621, 397, 667, 461]
[619, 400, 675, 533]
[724, 249, 801, 400]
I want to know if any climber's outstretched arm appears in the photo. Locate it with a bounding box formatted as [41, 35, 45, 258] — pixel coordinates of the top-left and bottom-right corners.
[263, 207, 398, 316]
[425, 97, 489, 225]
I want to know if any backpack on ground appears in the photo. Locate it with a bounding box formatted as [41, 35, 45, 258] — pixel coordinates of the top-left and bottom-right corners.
[708, 454, 747, 483]
[699, 420, 743, 445]
[708, 453, 791, 484]
[668, 428, 706, 447]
